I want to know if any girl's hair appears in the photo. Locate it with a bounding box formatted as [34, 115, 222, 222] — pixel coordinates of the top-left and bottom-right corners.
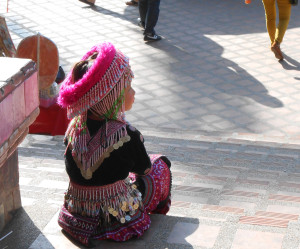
[71, 52, 98, 83]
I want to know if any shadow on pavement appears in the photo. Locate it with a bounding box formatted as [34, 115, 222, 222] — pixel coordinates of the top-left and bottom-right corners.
[91, 214, 199, 249]
[91, 3, 140, 26]
[148, 35, 283, 109]
[0, 208, 43, 249]
[280, 54, 300, 71]
[137, 0, 288, 133]
[91, 0, 299, 35]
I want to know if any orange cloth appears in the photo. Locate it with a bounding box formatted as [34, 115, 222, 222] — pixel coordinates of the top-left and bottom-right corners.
[29, 104, 69, 136]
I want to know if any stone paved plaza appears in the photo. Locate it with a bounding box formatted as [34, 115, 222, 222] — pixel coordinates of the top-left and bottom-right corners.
[3, 0, 300, 137]
[0, 0, 300, 248]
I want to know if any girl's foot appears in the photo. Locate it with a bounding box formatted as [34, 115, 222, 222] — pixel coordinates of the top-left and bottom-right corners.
[271, 41, 284, 61]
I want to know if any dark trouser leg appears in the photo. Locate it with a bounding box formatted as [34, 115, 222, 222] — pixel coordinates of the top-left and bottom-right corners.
[143, 0, 160, 35]
[139, 0, 147, 27]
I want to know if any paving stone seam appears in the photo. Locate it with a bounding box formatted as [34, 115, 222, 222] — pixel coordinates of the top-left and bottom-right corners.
[139, 126, 300, 145]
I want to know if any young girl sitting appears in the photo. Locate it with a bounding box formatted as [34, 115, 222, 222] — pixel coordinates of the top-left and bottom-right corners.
[57, 42, 172, 246]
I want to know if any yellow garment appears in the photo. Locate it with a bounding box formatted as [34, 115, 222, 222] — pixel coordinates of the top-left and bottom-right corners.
[262, 0, 291, 44]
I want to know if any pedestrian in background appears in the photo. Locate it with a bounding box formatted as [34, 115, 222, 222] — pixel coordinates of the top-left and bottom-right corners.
[139, 0, 162, 41]
[262, 0, 292, 61]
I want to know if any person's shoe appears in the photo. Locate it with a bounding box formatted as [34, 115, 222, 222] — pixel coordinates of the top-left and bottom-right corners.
[271, 41, 284, 61]
[126, 0, 138, 6]
[144, 33, 162, 42]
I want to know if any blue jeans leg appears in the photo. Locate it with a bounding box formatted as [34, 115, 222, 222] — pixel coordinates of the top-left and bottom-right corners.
[139, 0, 160, 35]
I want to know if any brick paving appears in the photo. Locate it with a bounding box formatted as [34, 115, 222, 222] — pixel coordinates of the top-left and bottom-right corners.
[1, 0, 300, 248]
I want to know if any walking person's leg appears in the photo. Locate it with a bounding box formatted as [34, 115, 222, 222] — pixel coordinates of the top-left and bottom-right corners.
[143, 0, 161, 41]
[262, 0, 276, 44]
[275, 0, 291, 44]
[263, 0, 284, 60]
[144, 0, 160, 35]
[139, 0, 147, 28]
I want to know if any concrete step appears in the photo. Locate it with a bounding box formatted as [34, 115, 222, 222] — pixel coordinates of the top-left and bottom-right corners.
[1, 131, 300, 249]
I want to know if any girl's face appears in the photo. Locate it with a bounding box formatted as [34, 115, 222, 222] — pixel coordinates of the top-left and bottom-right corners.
[124, 85, 135, 111]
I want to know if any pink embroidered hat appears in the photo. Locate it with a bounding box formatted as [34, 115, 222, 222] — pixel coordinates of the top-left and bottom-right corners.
[58, 42, 133, 179]
[58, 42, 132, 119]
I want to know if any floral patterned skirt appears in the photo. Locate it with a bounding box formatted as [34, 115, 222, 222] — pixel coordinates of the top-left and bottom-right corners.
[58, 154, 171, 246]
